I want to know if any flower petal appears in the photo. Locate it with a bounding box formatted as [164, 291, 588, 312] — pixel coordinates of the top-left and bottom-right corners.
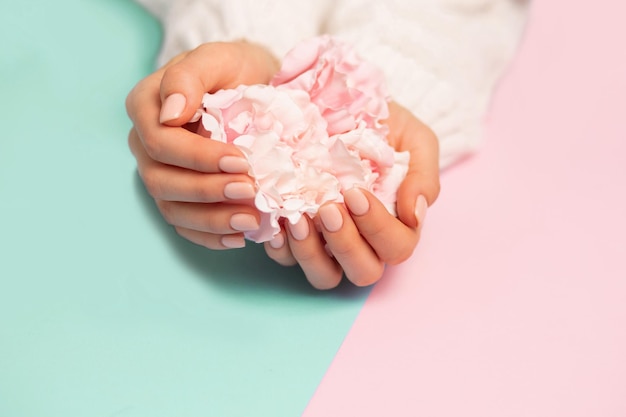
[192, 36, 407, 243]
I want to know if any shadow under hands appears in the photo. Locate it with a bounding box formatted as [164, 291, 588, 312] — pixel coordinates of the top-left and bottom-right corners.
[132, 173, 371, 300]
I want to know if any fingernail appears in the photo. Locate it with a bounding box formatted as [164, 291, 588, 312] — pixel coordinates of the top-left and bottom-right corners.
[269, 232, 285, 249]
[230, 213, 259, 232]
[289, 216, 309, 241]
[319, 204, 343, 232]
[160, 93, 186, 123]
[224, 182, 255, 200]
[219, 156, 250, 174]
[415, 195, 428, 228]
[344, 187, 370, 216]
[221, 235, 246, 249]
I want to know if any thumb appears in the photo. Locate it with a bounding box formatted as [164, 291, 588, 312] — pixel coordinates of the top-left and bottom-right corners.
[396, 163, 440, 230]
[388, 103, 441, 229]
[158, 42, 280, 126]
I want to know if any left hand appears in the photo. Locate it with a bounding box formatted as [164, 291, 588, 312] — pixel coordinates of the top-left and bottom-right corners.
[263, 101, 440, 289]
[126, 41, 280, 249]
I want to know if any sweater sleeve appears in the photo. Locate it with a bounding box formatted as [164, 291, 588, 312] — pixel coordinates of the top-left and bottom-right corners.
[323, 0, 529, 168]
[135, 0, 529, 169]
[135, 0, 333, 67]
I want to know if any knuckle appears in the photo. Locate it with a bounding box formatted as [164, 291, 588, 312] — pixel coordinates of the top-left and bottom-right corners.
[124, 90, 135, 118]
[290, 239, 325, 263]
[265, 248, 297, 267]
[124, 82, 142, 117]
[127, 129, 136, 153]
[381, 234, 419, 265]
[196, 42, 221, 56]
[426, 177, 441, 204]
[156, 200, 174, 225]
[141, 170, 163, 199]
[173, 226, 191, 241]
[361, 220, 387, 240]
[328, 240, 356, 258]
[125, 77, 153, 119]
[162, 64, 188, 85]
[385, 246, 414, 265]
[411, 173, 441, 207]
[142, 133, 163, 161]
[292, 246, 319, 263]
[162, 50, 189, 68]
[312, 274, 342, 290]
[349, 263, 385, 287]
[210, 41, 239, 62]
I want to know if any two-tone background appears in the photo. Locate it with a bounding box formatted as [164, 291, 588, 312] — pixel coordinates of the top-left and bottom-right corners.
[1, 1, 624, 415]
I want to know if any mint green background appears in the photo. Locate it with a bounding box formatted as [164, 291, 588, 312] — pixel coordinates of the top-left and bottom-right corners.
[0, 1, 370, 415]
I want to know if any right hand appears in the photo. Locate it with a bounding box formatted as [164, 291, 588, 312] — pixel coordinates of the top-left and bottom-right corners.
[263, 102, 440, 289]
[125, 41, 280, 249]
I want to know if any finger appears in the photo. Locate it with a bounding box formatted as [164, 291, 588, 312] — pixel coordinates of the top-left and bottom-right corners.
[129, 129, 255, 203]
[386, 102, 441, 229]
[263, 229, 297, 267]
[156, 200, 260, 235]
[159, 42, 280, 126]
[286, 216, 343, 290]
[125, 67, 167, 125]
[127, 85, 249, 172]
[175, 226, 247, 250]
[343, 188, 420, 265]
[318, 203, 385, 286]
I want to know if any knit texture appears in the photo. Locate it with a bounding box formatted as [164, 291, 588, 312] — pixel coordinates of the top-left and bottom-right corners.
[136, 0, 529, 168]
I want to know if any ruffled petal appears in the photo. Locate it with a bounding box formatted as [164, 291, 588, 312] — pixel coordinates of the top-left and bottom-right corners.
[191, 36, 408, 243]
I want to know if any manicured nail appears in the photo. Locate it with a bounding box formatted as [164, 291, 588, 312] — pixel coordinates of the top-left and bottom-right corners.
[160, 93, 186, 123]
[319, 204, 343, 232]
[415, 195, 428, 228]
[289, 217, 309, 241]
[230, 213, 259, 232]
[219, 156, 250, 174]
[344, 187, 370, 216]
[224, 182, 255, 200]
[269, 232, 285, 249]
[221, 235, 245, 249]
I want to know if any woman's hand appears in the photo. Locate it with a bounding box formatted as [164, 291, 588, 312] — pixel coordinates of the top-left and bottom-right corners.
[126, 41, 440, 289]
[126, 41, 280, 249]
[264, 101, 440, 289]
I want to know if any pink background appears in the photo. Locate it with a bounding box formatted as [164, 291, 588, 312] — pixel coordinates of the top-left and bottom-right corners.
[304, 1, 626, 415]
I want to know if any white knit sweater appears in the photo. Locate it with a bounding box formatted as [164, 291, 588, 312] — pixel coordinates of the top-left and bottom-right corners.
[136, 0, 529, 168]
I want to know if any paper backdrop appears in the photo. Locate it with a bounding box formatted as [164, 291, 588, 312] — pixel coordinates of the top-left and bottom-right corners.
[304, 0, 626, 415]
[1, 1, 625, 416]
[0, 1, 370, 416]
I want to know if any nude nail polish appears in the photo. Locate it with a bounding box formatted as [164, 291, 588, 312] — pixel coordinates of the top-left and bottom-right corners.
[222, 235, 245, 249]
[344, 187, 370, 216]
[319, 204, 343, 232]
[289, 217, 310, 241]
[269, 233, 285, 249]
[224, 182, 256, 200]
[415, 195, 428, 228]
[218, 156, 250, 174]
[159, 93, 186, 123]
[230, 213, 259, 232]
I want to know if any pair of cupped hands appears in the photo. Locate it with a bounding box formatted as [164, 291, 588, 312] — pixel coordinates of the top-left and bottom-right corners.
[126, 41, 440, 289]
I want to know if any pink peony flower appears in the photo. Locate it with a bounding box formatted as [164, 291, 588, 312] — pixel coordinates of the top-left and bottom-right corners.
[271, 35, 390, 136]
[192, 36, 409, 243]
